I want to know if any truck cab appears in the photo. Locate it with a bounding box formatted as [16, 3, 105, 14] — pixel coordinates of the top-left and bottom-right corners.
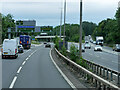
[96, 36, 104, 46]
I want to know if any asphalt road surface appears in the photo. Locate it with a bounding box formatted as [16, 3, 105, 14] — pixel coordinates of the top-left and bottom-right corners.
[68, 42, 119, 71]
[2, 44, 71, 88]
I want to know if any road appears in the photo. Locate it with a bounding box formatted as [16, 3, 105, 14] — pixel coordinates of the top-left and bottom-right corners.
[2, 44, 71, 88]
[68, 42, 119, 71]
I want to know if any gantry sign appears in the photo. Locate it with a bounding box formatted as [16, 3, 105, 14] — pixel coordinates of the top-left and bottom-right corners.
[16, 20, 36, 33]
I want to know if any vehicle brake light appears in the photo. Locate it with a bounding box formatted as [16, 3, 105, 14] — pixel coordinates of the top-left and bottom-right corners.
[20, 41, 22, 44]
[15, 49, 17, 53]
[27, 41, 29, 44]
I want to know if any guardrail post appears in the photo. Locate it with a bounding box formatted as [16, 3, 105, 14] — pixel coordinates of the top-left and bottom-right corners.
[103, 68, 105, 78]
[96, 66, 99, 75]
[103, 84, 106, 90]
[118, 73, 120, 86]
[94, 65, 96, 73]
[106, 69, 109, 80]
[100, 67, 101, 76]
[98, 82, 101, 90]
[92, 63, 94, 72]
[95, 79, 97, 88]
[110, 70, 113, 81]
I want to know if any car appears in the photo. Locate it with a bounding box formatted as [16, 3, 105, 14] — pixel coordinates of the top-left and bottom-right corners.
[45, 43, 51, 48]
[94, 45, 102, 51]
[44, 42, 47, 44]
[93, 41, 96, 44]
[85, 41, 89, 44]
[82, 45, 85, 52]
[90, 39, 93, 43]
[84, 43, 91, 49]
[113, 44, 120, 52]
[2, 39, 18, 59]
[18, 45, 24, 53]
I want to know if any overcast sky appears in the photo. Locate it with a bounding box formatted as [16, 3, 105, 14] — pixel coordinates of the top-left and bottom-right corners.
[0, 0, 120, 27]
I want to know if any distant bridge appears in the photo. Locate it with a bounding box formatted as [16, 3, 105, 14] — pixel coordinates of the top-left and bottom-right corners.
[35, 36, 65, 42]
[35, 36, 65, 39]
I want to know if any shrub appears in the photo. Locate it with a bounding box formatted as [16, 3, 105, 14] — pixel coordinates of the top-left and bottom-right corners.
[70, 44, 79, 62]
[61, 46, 67, 56]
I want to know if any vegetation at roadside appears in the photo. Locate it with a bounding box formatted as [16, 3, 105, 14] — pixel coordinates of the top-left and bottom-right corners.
[1, 13, 15, 42]
[31, 41, 40, 44]
[54, 36, 89, 69]
[92, 7, 120, 44]
[53, 22, 96, 43]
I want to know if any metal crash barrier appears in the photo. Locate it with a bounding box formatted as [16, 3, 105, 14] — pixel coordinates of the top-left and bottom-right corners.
[54, 48, 120, 89]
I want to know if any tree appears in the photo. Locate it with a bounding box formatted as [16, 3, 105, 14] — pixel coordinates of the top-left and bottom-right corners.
[2, 14, 15, 41]
[115, 7, 120, 43]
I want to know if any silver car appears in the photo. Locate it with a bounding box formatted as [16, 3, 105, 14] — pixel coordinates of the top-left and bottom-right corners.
[84, 43, 91, 49]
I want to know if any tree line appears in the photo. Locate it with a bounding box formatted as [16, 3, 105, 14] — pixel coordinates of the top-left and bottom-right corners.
[92, 7, 120, 44]
[53, 22, 96, 43]
[53, 7, 120, 45]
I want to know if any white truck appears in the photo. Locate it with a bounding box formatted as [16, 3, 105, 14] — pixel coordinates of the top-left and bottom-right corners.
[1, 39, 18, 59]
[96, 36, 104, 46]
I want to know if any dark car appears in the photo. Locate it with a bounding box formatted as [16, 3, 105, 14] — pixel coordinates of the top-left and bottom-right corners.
[18, 45, 24, 53]
[82, 45, 85, 52]
[44, 42, 47, 44]
[113, 44, 120, 52]
[45, 43, 51, 48]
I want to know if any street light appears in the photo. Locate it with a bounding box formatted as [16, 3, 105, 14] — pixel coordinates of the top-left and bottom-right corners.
[63, 0, 66, 47]
[8, 27, 11, 39]
[60, 8, 63, 40]
[79, 0, 83, 58]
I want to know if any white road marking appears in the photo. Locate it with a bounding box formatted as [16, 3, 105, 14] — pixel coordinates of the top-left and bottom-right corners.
[49, 49, 77, 89]
[9, 49, 39, 89]
[17, 66, 22, 74]
[25, 57, 29, 61]
[9, 76, 17, 88]
[22, 61, 26, 66]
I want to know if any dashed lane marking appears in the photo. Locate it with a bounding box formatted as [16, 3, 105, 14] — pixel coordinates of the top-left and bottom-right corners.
[9, 76, 17, 88]
[9, 49, 38, 88]
[17, 66, 22, 74]
[22, 61, 26, 66]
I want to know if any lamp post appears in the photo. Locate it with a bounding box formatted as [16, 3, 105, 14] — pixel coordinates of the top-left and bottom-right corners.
[8, 27, 11, 39]
[79, 0, 83, 58]
[63, 0, 66, 47]
[60, 8, 62, 40]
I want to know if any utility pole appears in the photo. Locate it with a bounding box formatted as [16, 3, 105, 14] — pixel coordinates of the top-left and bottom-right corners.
[8, 27, 11, 39]
[79, 0, 83, 58]
[63, 0, 66, 47]
[60, 8, 62, 40]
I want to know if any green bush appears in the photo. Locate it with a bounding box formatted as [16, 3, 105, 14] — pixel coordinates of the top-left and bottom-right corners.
[70, 44, 79, 62]
[61, 46, 67, 56]
[54, 36, 60, 49]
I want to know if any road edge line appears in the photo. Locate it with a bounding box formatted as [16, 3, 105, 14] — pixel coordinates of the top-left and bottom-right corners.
[49, 48, 77, 90]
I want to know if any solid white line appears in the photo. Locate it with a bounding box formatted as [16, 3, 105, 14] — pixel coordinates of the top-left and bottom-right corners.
[9, 76, 17, 88]
[22, 61, 26, 66]
[49, 48, 76, 89]
[17, 66, 22, 74]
